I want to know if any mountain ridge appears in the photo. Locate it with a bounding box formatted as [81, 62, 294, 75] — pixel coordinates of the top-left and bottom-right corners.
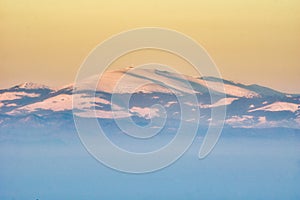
[0, 68, 299, 129]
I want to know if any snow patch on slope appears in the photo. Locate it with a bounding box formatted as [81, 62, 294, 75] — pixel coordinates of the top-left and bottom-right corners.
[0, 92, 40, 101]
[6, 103, 18, 107]
[249, 102, 299, 112]
[130, 106, 160, 119]
[7, 94, 72, 114]
[7, 93, 113, 115]
[75, 110, 130, 119]
[191, 78, 259, 98]
[200, 97, 238, 108]
[226, 115, 254, 128]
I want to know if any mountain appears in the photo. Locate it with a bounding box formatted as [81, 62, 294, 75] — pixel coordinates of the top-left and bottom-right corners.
[0, 68, 299, 130]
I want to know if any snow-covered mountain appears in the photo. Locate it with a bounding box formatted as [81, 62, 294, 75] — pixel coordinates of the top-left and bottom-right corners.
[0, 68, 299, 129]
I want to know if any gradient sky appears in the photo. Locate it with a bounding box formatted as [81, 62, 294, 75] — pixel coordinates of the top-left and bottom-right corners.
[1, 0, 299, 93]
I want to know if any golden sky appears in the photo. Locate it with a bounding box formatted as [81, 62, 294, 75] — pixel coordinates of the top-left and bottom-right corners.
[0, 0, 299, 93]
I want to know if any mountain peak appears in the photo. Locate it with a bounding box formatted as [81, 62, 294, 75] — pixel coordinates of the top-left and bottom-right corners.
[15, 82, 51, 90]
